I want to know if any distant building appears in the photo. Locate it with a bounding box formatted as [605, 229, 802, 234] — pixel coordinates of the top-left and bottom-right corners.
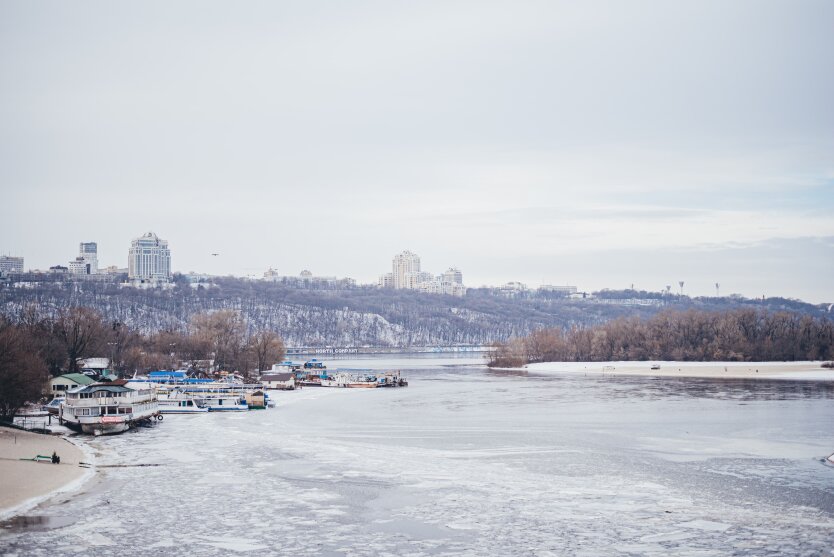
[0, 255, 24, 274]
[442, 268, 463, 284]
[68, 257, 89, 275]
[392, 250, 421, 289]
[495, 282, 528, 298]
[128, 231, 171, 284]
[384, 251, 466, 296]
[79, 242, 98, 274]
[539, 285, 577, 295]
[264, 268, 352, 288]
[49, 265, 69, 274]
[103, 265, 128, 275]
[67, 242, 99, 275]
[378, 272, 394, 288]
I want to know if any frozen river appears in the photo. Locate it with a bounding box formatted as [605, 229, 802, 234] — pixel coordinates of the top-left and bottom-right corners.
[2, 356, 834, 556]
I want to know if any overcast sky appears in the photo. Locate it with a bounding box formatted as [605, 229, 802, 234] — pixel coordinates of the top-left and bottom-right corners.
[1, 1, 832, 302]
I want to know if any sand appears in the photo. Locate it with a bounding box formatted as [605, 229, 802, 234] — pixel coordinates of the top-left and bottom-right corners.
[522, 361, 834, 381]
[0, 427, 92, 520]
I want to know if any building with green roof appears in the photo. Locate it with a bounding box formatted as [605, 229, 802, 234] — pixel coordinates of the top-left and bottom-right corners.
[48, 373, 95, 396]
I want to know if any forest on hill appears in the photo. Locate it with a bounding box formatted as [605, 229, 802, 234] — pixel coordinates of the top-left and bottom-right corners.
[0, 274, 829, 347]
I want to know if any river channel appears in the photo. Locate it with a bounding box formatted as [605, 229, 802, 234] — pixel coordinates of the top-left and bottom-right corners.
[2, 355, 833, 556]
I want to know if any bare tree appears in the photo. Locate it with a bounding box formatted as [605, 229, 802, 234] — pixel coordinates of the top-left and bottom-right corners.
[0, 319, 49, 421]
[190, 310, 245, 372]
[53, 307, 107, 373]
[248, 330, 286, 374]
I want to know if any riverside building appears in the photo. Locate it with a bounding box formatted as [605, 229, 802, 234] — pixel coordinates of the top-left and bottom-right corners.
[128, 231, 171, 284]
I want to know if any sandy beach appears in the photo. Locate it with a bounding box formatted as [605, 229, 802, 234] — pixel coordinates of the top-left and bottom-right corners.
[0, 427, 91, 520]
[522, 361, 834, 381]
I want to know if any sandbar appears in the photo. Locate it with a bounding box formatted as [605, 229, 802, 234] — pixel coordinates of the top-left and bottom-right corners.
[0, 427, 92, 520]
[522, 361, 834, 381]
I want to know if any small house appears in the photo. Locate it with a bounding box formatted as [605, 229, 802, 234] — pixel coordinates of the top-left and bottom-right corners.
[260, 373, 295, 390]
[48, 373, 95, 396]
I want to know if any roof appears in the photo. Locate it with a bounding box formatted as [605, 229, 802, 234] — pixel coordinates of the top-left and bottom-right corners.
[97, 379, 129, 386]
[73, 384, 132, 394]
[149, 371, 186, 378]
[261, 373, 294, 382]
[54, 373, 95, 385]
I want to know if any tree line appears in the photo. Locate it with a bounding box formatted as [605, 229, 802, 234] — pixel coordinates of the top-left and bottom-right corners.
[0, 307, 285, 421]
[488, 309, 834, 367]
[2, 277, 827, 348]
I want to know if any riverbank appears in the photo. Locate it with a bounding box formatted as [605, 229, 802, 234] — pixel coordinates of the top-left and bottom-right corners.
[521, 361, 834, 380]
[0, 427, 92, 520]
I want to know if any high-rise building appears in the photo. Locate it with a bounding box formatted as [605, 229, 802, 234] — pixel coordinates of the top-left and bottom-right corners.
[383, 251, 465, 296]
[378, 273, 394, 288]
[442, 267, 463, 285]
[392, 250, 420, 289]
[128, 232, 171, 283]
[68, 241, 98, 275]
[0, 255, 24, 274]
[79, 242, 98, 274]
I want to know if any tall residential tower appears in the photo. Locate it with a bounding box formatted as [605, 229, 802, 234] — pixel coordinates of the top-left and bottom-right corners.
[128, 232, 171, 283]
[392, 250, 420, 289]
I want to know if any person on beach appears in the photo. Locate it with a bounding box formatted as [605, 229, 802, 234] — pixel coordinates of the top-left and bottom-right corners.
[51, 451, 60, 464]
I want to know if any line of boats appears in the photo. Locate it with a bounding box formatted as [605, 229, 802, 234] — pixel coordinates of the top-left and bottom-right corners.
[49, 360, 407, 436]
[274, 359, 409, 388]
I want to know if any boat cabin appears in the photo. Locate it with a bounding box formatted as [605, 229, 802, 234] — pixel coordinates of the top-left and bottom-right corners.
[260, 373, 296, 390]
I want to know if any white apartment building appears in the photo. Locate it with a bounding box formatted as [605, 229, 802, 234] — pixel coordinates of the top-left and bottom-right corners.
[392, 250, 420, 289]
[378, 273, 394, 288]
[68, 257, 90, 275]
[128, 231, 171, 283]
[384, 251, 466, 296]
[442, 267, 463, 284]
[539, 285, 578, 295]
[0, 255, 24, 274]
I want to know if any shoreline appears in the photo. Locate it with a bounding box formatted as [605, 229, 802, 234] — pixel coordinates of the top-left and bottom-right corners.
[0, 427, 95, 521]
[518, 361, 834, 381]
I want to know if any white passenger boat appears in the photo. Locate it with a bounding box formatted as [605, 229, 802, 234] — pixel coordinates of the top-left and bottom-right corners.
[202, 394, 249, 411]
[158, 397, 208, 414]
[60, 380, 160, 435]
[157, 389, 209, 414]
[321, 372, 378, 388]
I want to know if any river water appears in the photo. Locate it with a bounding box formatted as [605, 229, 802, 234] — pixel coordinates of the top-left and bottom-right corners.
[2, 356, 833, 556]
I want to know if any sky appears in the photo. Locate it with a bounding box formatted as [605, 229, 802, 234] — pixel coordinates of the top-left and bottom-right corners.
[1, 1, 832, 303]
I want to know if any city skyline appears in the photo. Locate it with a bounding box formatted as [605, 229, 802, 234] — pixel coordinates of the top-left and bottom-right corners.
[1, 1, 832, 303]
[2, 234, 831, 303]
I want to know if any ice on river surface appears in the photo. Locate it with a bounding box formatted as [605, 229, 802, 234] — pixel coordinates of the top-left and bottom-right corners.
[2, 359, 833, 556]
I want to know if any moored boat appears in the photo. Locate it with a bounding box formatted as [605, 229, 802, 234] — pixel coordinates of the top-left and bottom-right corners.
[157, 388, 209, 414]
[60, 380, 160, 436]
[42, 397, 65, 415]
[321, 372, 379, 388]
[202, 394, 249, 412]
